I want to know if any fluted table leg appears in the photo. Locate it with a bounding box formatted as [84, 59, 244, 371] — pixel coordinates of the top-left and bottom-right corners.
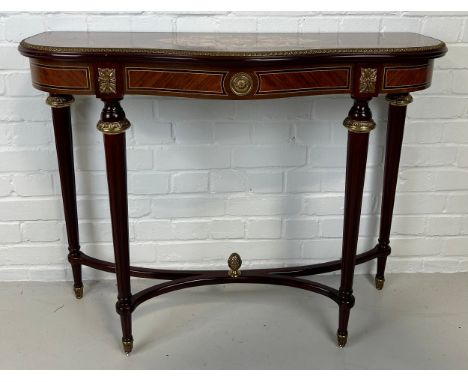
[98, 98, 133, 354]
[337, 97, 375, 347]
[48, 94, 83, 299]
[375, 93, 413, 290]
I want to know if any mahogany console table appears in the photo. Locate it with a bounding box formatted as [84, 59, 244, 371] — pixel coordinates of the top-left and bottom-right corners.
[19, 32, 447, 354]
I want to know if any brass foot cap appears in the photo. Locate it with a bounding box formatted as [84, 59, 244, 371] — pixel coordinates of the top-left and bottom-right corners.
[375, 276, 385, 290]
[74, 287, 83, 299]
[123, 340, 133, 354]
[337, 333, 348, 348]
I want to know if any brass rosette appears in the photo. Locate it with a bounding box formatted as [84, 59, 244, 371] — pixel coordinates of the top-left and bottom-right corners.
[343, 117, 376, 134]
[230, 72, 253, 96]
[96, 118, 131, 135]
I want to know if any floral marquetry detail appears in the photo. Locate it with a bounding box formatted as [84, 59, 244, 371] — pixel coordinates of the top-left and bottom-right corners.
[359, 68, 377, 93]
[98, 68, 117, 94]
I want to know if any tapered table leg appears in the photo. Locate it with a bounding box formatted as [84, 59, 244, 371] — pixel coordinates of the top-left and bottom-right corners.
[337, 98, 375, 347]
[375, 93, 413, 290]
[48, 94, 83, 299]
[98, 98, 133, 354]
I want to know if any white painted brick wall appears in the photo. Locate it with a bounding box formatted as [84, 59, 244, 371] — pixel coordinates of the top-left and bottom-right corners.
[1, 11, 468, 281]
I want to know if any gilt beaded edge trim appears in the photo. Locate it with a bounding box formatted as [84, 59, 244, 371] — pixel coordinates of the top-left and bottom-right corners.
[20, 40, 447, 57]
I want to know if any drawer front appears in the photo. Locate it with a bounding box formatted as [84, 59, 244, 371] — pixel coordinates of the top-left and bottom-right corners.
[256, 67, 352, 95]
[125, 67, 227, 96]
[382, 63, 433, 91]
[31, 62, 92, 93]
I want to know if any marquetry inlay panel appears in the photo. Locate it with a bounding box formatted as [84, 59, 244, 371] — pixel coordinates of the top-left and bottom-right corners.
[125, 67, 227, 95]
[383, 64, 432, 91]
[257, 67, 351, 94]
[30, 62, 91, 91]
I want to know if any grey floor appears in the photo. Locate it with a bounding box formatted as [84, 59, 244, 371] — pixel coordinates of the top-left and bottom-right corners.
[0, 273, 467, 369]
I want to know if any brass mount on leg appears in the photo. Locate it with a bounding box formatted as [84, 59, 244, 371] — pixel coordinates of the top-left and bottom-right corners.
[342, 98, 376, 134]
[74, 286, 83, 299]
[337, 332, 348, 348]
[228, 253, 242, 278]
[385, 93, 413, 107]
[123, 340, 133, 355]
[375, 276, 385, 290]
[96, 119, 131, 135]
[96, 99, 131, 135]
[46, 94, 75, 108]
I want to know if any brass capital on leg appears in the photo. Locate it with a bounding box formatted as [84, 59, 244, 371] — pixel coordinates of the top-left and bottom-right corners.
[343, 117, 376, 133]
[97, 99, 131, 135]
[385, 93, 413, 107]
[97, 119, 131, 135]
[343, 98, 376, 134]
[46, 94, 75, 108]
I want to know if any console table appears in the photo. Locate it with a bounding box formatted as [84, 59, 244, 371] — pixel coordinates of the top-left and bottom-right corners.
[18, 32, 447, 354]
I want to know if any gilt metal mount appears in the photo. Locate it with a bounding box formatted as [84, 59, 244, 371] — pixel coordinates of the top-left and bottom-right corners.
[228, 253, 242, 277]
[98, 68, 117, 94]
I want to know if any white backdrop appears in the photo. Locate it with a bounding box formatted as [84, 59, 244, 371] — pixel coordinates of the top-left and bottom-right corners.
[0, 11, 468, 281]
